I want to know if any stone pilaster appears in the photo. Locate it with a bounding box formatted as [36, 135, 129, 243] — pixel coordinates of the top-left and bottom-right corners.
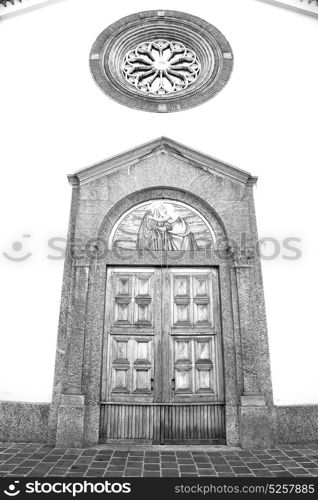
[55, 259, 90, 448]
[232, 186, 275, 447]
[64, 263, 90, 394]
[234, 262, 261, 396]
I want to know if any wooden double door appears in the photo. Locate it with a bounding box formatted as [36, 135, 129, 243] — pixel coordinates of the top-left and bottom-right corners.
[100, 266, 225, 444]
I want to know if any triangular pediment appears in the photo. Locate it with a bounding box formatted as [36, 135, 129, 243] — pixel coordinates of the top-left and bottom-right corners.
[68, 137, 257, 187]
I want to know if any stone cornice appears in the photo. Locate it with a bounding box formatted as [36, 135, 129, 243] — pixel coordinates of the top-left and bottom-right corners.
[69, 137, 257, 188]
[67, 175, 80, 187]
[0, 0, 66, 17]
[257, 0, 318, 16]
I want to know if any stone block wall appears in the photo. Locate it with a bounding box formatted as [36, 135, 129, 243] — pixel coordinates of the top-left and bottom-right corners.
[275, 406, 318, 445]
[0, 402, 50, 443]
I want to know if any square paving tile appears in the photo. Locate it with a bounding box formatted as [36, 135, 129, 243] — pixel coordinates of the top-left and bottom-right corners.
[90, 461, 108, 468]
[107, 466, 126, 472]
[12, 467, 33, 475]
[0, 465, 17, 472]
[214, 465, 233, 472]
[162, 470, 180, 477]
[232, 466, 252, 474]
[198, 470, 217, 476]
[94, 456, 110, 462]
[70, 465, 89, 471]
[75, 457, 93, 464]
[55, 460, 75, 467]
[86, 469, 105, 477]
[253, 470, 274, 477]
[179, 466, 197, 473]
[218, 473, 236, 477]
[126, 461, 143, 467]
[144, 464, 160, 471]
[46, 468, 68, 475]
[108, 459, 127, 466]
[272, 471, 293, 477]
[124, 470, 142, 477]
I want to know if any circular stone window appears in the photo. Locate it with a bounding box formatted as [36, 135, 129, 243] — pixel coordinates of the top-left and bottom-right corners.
[89, 10, 233, 113]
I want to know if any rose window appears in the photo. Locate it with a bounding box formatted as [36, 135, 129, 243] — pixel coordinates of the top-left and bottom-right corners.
[122, 40, 201, 95]
[90, 11, 234, 112]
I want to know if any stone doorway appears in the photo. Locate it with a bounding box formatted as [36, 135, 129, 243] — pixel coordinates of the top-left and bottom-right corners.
[49, 138, 275, 450]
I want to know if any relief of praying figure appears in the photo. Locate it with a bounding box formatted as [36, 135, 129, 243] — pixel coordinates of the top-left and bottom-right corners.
[136, 201, 199, 251]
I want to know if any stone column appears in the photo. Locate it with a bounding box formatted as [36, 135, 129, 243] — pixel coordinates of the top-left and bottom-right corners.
[55, 261, 90, 448]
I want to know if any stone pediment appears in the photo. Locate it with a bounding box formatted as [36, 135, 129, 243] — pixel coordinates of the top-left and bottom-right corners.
[68, 137, 257, 187]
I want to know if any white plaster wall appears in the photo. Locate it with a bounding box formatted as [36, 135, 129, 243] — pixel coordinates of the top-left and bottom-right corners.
[0, 0, 317, 405]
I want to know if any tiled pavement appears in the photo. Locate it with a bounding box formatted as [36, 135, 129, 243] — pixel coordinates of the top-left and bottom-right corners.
[1, 443, 318, 478]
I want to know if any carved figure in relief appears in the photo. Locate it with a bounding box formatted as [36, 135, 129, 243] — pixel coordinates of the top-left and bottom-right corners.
[137, 201, 199, 251]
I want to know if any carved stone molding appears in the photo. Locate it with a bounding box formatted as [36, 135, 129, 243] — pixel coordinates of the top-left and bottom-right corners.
[230, 246, 256, 267]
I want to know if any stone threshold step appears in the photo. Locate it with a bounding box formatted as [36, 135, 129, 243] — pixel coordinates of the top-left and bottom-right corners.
[94, 444, 241, 451]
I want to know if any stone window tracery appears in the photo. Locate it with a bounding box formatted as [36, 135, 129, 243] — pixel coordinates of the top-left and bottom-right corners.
[122, 40, 201, 95]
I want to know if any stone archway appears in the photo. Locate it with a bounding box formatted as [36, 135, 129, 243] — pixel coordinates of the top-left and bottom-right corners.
[49, 138, 275, 449]
[100, 195, 226, 444]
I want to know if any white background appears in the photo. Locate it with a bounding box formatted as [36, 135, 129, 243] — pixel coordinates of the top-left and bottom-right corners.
[0, 0, 317, 405]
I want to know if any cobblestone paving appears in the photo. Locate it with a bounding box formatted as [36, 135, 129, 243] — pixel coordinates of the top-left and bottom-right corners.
[1, 443, 318, 477]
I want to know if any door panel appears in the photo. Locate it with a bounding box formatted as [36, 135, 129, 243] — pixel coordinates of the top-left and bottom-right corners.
[172, 336, 216, 396]
[113, 271, 155, 328]
[171, 271, 214, 331]
[101, 266, 225, 443]
[102, 268, 159, 404]
[169, 269, 221, 403]
[100, 403, 225, 444]
[110, 336, 154, 396]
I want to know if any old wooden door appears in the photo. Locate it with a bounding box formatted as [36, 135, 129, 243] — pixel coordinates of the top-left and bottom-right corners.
[100, 267, 225, 444]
